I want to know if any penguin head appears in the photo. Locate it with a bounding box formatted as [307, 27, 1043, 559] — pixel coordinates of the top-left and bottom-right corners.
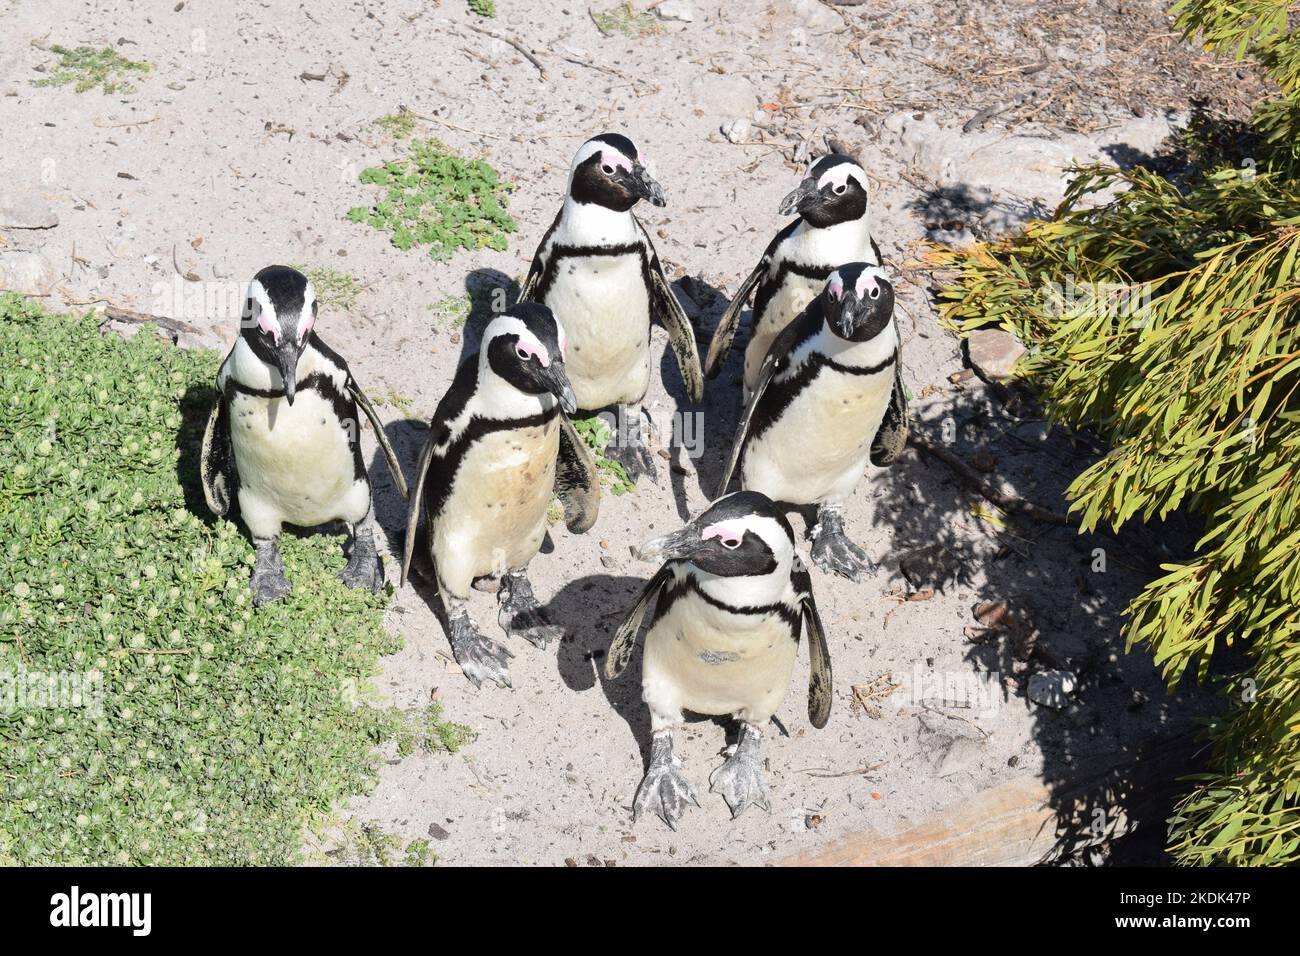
[779, 153, 868, 229]
[566, 133, 665, 211]
[241, 265, 317, 405]
[821, 263, 894, 342]
[636, 491, 794, 579]
[481, 303, 578, 414]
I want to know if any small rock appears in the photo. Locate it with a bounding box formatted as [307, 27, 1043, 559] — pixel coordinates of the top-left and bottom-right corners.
[967, 328, 1026, 381]
[600, 555, 618, 570]
[1027, 669, 1077, 709]
[791, 0, 841, 29]
[0, 252, 58, 295]
[721, 117, 752, 144]
[655, 0, 694, 21]
[0, 191, 58, 230]
[426, 822, 450, 841]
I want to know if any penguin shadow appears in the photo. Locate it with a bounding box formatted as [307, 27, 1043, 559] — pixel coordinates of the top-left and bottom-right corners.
[176, 383, 220, 521]
[544, 571, 741, 769]
[450, 267, 522, 368]
[663, 275, 743, 520]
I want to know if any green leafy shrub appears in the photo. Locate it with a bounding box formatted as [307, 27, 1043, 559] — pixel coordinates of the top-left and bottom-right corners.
[347, 139, 517, 261]
[933, 0, 1300, 865]
[468, 0, 497, 17]
[0, 296, 467, 864]
[31, 45, 151, 94]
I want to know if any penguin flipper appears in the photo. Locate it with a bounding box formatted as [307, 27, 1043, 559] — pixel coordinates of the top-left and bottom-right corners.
[794, 557, 833, 729]
[703, 259, 764, 379]
[636, 218, 703, 402]
[200, 394, 237, 517]
[348, 380, 410, 501]
[399, 432, 438, 588]
[714, 319, 802, 498]
[556, 414, 601, 534]
[869, 356, 908, 467]
[605, 564, 673, 680]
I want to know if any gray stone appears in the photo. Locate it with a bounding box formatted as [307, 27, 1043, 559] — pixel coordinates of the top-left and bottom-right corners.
[0, 191, 58, 230]
[655, 0, 694, 21]
[721, 117, 752, 144]
[1027, 670, 1077, 709]
[0, 251, 58, 295]
[967, 328, 1026, 381]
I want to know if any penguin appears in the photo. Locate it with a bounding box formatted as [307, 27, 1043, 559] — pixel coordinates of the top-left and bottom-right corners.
[715, 262, 908, 581]
[519, 132, 703, 483]
[605, 491, 832, 829]
[704, 153, 881, 394]
[200, 265, 409, 607]
[400, 302, 600, 689]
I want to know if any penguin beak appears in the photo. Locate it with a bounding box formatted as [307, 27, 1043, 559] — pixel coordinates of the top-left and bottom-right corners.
[626, 163, 666, 207]
[273, 342, 304, 405]
[538, 362, 578, 415]
[636, 523, 702, 564]
[832, 290, 868, 339]
[779, 177, 820, 217]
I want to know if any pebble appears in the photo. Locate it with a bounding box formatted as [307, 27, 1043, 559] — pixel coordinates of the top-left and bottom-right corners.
[0, 191, 58, 230]
[655, 0, 695, 21]
[0, 251, 58, 295]
[967, 328, 1027, 381]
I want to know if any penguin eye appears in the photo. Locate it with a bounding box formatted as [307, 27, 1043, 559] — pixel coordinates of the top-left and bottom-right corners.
[516, 346, 532, 361]
[868, 286, 880, 299]
[833, 184, 847, 196]
[720, 535, 742, 550]
[602, 164, 615, 175]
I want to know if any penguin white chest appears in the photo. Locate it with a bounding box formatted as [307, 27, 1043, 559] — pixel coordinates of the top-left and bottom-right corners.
[745, 274, 823, 390]
[544, 252, 651, 409]
[432, 418, 559, 596]
[744, 366, 894, 505]
[642, 594, 798, 729]
[229, 389, 367, 535]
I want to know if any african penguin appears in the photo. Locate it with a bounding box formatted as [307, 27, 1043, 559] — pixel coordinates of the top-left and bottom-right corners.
[704, 153, 880, 394]
[715, 262, 908, 581]
[400, 303, 600, 689]
[200, 265, 409, 607]
[519, 132, 703, 484]
[605, 491, 832, 828]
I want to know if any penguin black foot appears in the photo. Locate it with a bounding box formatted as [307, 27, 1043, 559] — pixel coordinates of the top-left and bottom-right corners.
[339, 527, 385, 593]
[497, 572, 563, 649]
[811, 506, 877, 581]
[709, 722, 771, 818]
[250, 536, 293, 608]
[448, 611, 513, 689]
[634, 732, 698, 830]
[605, 406, 658, 484]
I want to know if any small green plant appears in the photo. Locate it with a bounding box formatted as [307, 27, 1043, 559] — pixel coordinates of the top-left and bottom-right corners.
[31, 44, 151, 94]
[573, 415, 635, 496]
[468, 0, 497, 17]
[293, 265, 364, 312]
[372, 110, 417, 140]
[0, 294, 470, 864]
[592, 3, 662, 37]
[322, 820, 437, 867]
[346, 139, 517, 262]
[377, 390, 416, 417]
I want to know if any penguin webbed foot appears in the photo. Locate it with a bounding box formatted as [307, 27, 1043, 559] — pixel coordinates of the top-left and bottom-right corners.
[634, 733, 698, 830]
[604, 407, 658, 484]
[709, 722, 771, 818]
[810, 507, 877, 581]
[338, 527, 385, 593]
[250, 537, 293, 608]
[448, 612, 514, 689]
[497, 572, 563, 649]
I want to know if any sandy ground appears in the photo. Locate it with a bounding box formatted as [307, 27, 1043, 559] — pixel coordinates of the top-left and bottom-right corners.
[0, 0, 1242, 865]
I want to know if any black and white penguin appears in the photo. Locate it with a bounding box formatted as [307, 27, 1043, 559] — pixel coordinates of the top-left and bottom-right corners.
[704, 153, 881, 394]
[201, 265, 408, 606]
[400, 302, 600, 689]
[715, 263, 908, 581]
[519, 132, 703, 483]
[605, 491, 832, 828]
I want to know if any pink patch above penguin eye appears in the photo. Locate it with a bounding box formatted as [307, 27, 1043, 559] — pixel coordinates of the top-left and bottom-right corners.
[257, 309, 281, 344]
[297, 310, 316, 344]
[828, 275, 844, 300]
[515, 339, 551, 367]
[603, 151, 632, 175]
[857, 273, 881, 300]
[703, 524, 743, 549]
